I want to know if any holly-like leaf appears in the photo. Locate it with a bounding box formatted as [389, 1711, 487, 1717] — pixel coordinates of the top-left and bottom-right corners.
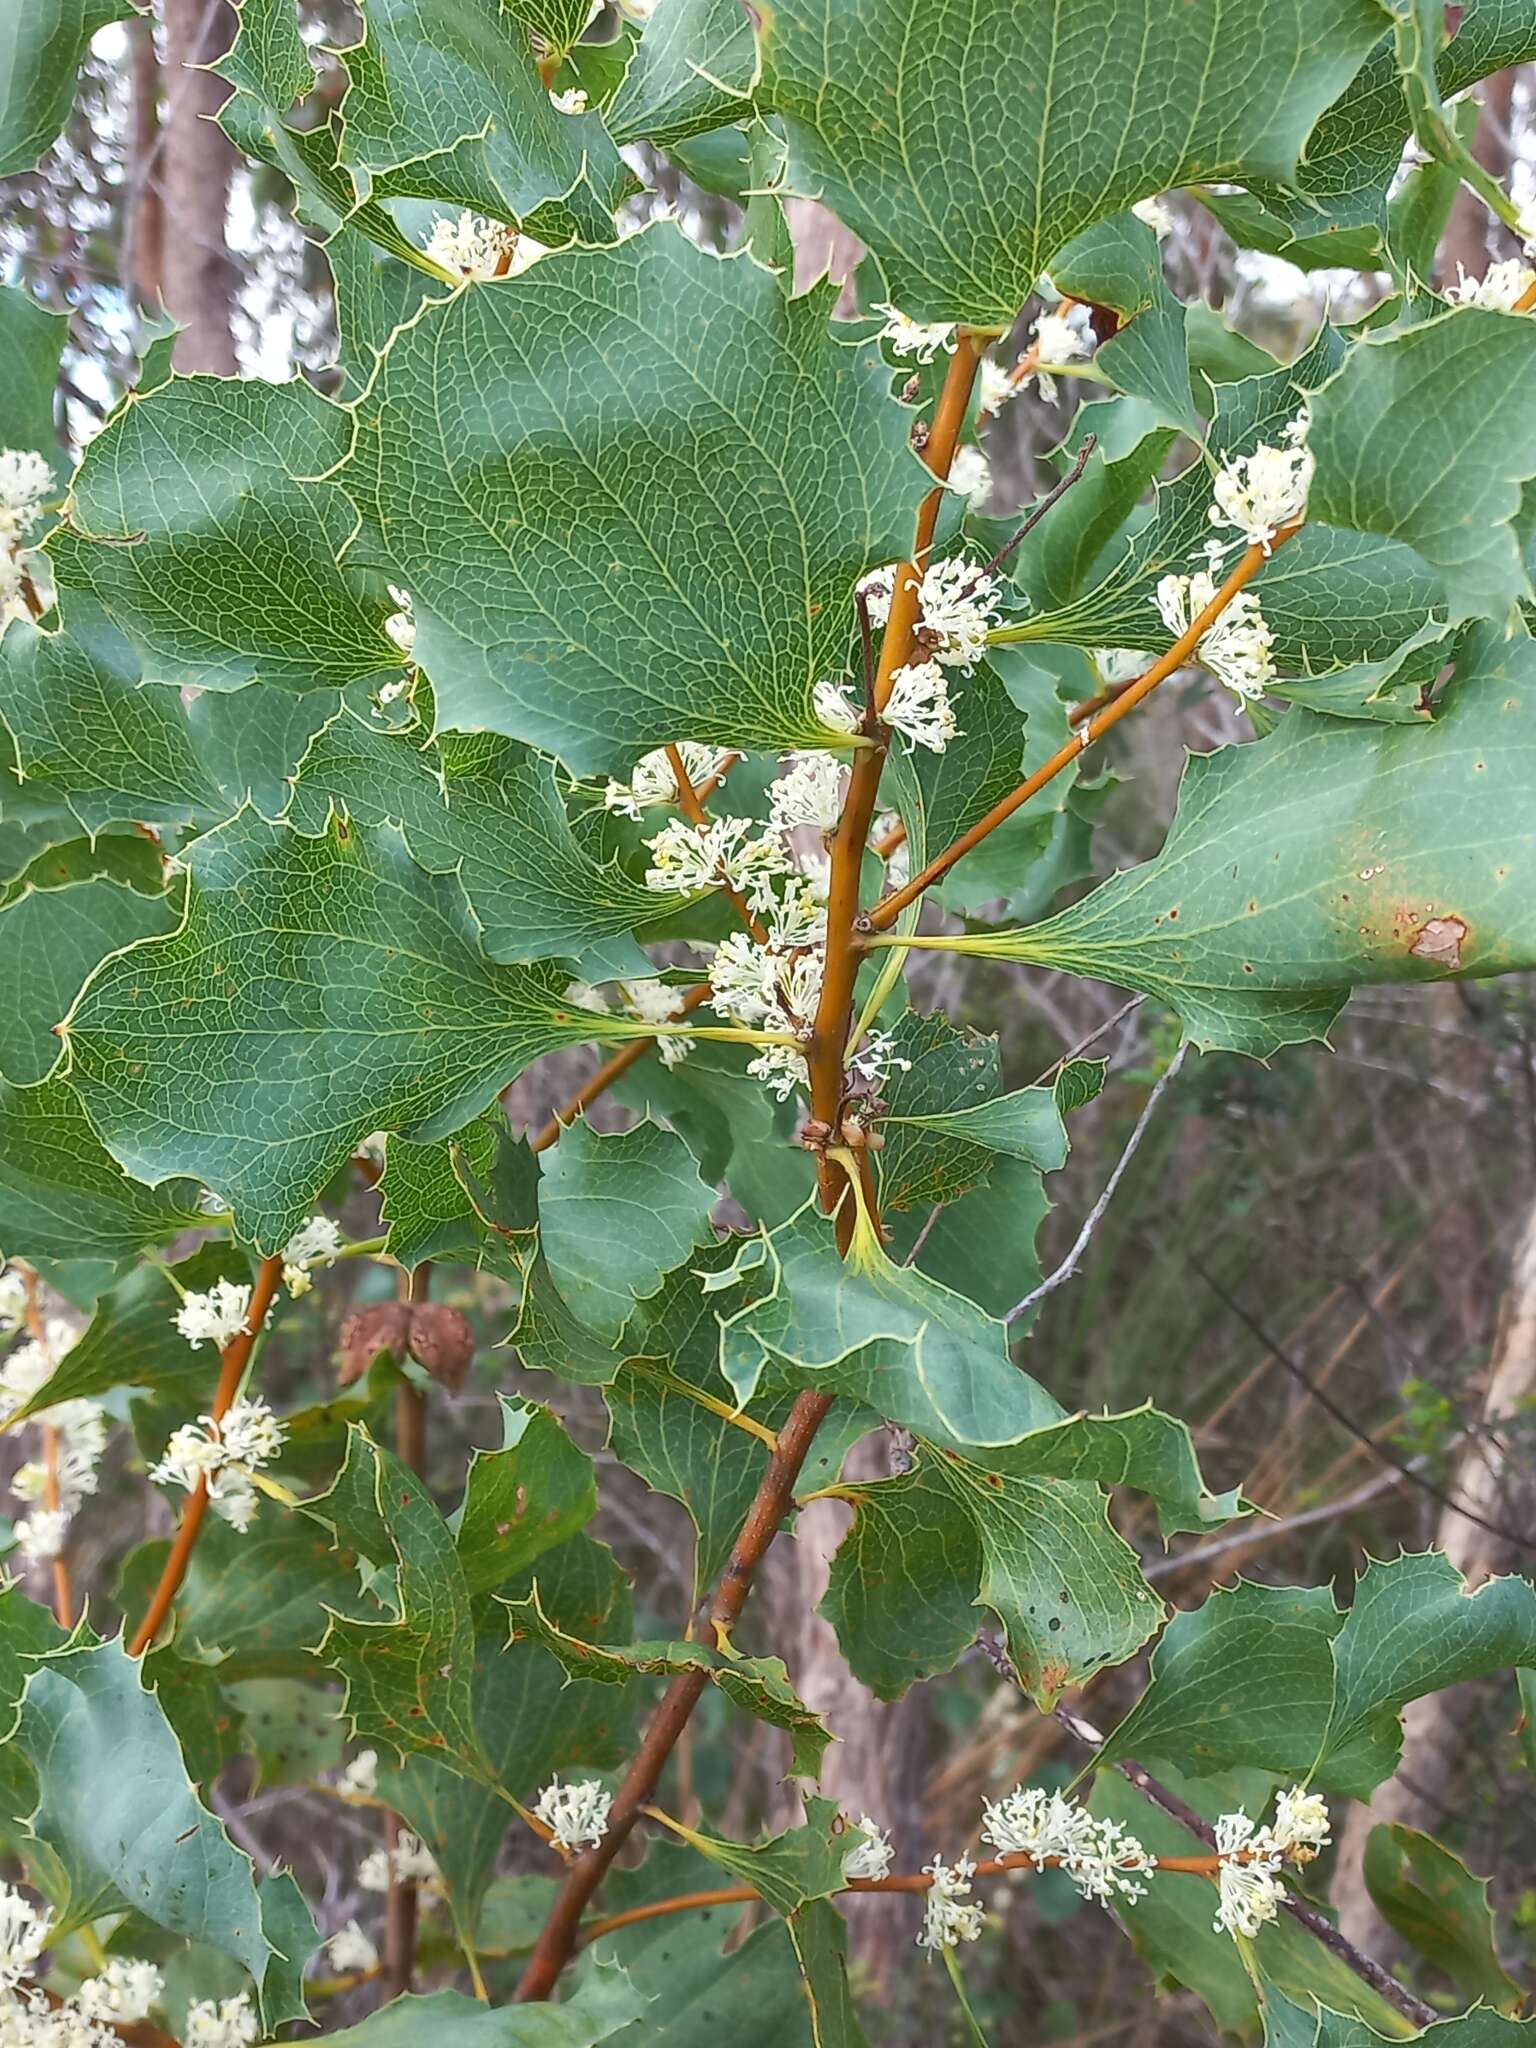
[341, 228, 919, 776]
[46, 376, 401, 695]
[1363, 1825, 1522, 2014]
[0, 283, 68, 481]
[63, 813, 631, 1250]
[185, 682, 338, 820]
[754, 0, 1392, 325]
[537, 1118, 718, 1343]
[12, 1637, 310, 2026]
[334, 0, 625, 236]
[606, 0, 756, 147]
[1306, 307, 1536, 622]
[216, 0, 312, 109]
[286, 706, 671, 971]
[506, 1585, 830, 1777]
[453, 1397, 597, 1596]
[0, 869, 178, 1084]
[1, 610, 222, 834]
[0, 1075, 204, 1264]
[592, 1885, 814, 2047]
[0, 0, 134, 176]
[1052, 217, 1199, 438]
[648, 1800, 853, 1917]
[935, 623, 1536, 1055]
[313, 1971, 645, 2046]
[379, 1111, 505, 1271]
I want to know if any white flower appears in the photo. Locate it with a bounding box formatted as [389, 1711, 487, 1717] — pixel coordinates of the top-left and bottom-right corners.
[205, 1465, 260, 1532]
[183, 1993, 258, 2048]
[770, 752, 844, 834]
[325, 1920, 379, 1974]
[340, 1749, 380, 1798]
[282, 1215, 342, 1296]
[981, 1786, 1094, 1866]
[813, 677, 861, 735]
[708, 933, 780, 1027]
[601, 741, 726, 820]
[874, 811, 909, 888]
[392, 1831, 441, 1886]
[0, 1318, 75, 1422]
[884, 661, 957, 753]
[620, 0, 656, 16]
[425, 210, 519, 280]
[1445, 258, 1536, 310]
[13, 1510, 71, 1564]
[75, 1959, 163, 2024]
[873, 305, 956, 363]
[643, 815, 790, 908]
[1094, 648, 1151, 686]
[747, 1042, 809, 1101]
[218, 1396, 285, 1468]
[549, 87, 588, 113]
[1132, 194, 1175, 239]
[535, 1777, 613, 1854]
[1212, 1811, 1286, 1939]
[383, 585, 415, 657]
[1208, 423, 1313, 555]
[1271, 1785, 1331, 1862]
[0, 1883, 47, 1990]
[1025, 304, 1095, 402]
[151, 1422, 227, 1494]
[1063, 1816, 1156, 1908]
[977, 358, 1018, 418]
[842, 1816, 894, 1882]
[858, 564, 896, 628]
[371, 675, 412, 721]
[619, 979, 694, 1069]
[0, 1270, 29, 1337]
[913, 557, 1001, 670]
[173, 1280, 254, 1352]
[947, 445, 991, 509]
[0, 452, 53, 545]
[563, 979, 611, 1015]
[764, 883, 826, 954]
[1154, 568, 1275, 701]
[916, 1857, 984, 1953]
[846, 1029, 910, 1091]
[357, 1850, 391, 1893]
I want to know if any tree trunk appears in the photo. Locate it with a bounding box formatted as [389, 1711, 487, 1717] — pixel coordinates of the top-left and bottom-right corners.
[1439, 69, 1518, 286]
[125, 17, 165, 313]
[158, 0, 239, 374]
[1332, 1195, 1536, 1954]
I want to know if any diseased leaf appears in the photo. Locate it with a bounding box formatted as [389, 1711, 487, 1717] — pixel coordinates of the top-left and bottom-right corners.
[47, 377, 401, 695]
[506, 1585, 830, 1777]
[1362, 1825, 1522, 2013]
[64, 813, 632, 1249]
[341, 229, 918, 776]
[453, 1397, 597, 1596]
[754, 0, 1393, 324]
[935, 624, 1536, 1055]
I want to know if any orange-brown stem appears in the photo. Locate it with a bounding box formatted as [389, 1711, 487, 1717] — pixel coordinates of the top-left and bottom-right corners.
[1516, 276, 1536, 313]
[128, 1253, 284, 1657]
[868, 526, 1297, 928]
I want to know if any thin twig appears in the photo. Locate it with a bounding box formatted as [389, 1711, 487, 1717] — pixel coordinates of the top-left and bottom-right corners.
[128, 1254, 285, 1657]
[1028, 995, 1145, 1087]
[1006, 1049, 1187, 1321]
[1048, 1706, 1438, 2030]
[974, 436, 1096, 585]
[1144, 1454, 1442, 1583]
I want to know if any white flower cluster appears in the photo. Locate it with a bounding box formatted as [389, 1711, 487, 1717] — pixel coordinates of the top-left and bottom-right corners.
[644, 814, 788, 907]
[1132, 193, 1175, 239]
[424, 211, 548, 281]
[1154, 559, 1275, 702]
[1024, 301, 1097, 404]
[0, 1878, 168, 2042]
[1207, 412, 1313, 557]
[174, 1278, 257, 1352]
[281, 1213, 343, 1298]
[981, 1786, 1155, 1907]
[873, 305, 956, 363]
[1211, 1785, 1331, 1939]
[563, 977, 698, 1068]
[855, 555, 1003, 753]
[359, 1830, 442, 1894]
[339, 1749, 380, 1798]
[841, 1815, 895, 1882]
[534, 1776, 613, 1854]
[183, 1994, 259, 2048]
[325, 1919, 380, 1974]
[916, 1856, 986, 1954]
[602, 741, 732, 820]
[0, 1302, 104, 1568]
[150, 1395, 286, 1534]
[1445, 258, 1536, 311]
[0, 448, 53, 617]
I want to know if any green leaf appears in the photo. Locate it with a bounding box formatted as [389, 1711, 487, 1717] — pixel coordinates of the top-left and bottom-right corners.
[1362, 1824, 1522, 2013]
[341, 229, 918, 776]
[47, 376, 401, 694]
[933, 624, 1536, 1055]
[650, 1800, 853, 1917]
[185, 682, 338, 820]
[0, 870, 177, 1084]
[0, 0, 134, 176]
[379, 1111, 504, 1270]
[0, 1075, 203, 1263]
[334, 0, 624, 235]
[1, 610, 222, 834]
[537, 1118, 718, 1342]
[506, 1584, 830, 1777]
[453, 1397, 598, 1596]
[1051, 217, 1198, 437]
[286, 707, 671, 970]
[0, 283, 68, 481]
[64, 813, 627, 1249]
[12, 1637, 303, 2016]
[785, 1900, 869, 2048]
[606, 0, 756, 147]
[754, 0, 1393, 325]
[610, 1041, 809, 1232]
[594, 1894, 814, 2047]
[1004, 400, 1176, 615]
[1306, 308, 1536, 621]
[217, 0, 311, 108]
[312, 1971, 646, 2046]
